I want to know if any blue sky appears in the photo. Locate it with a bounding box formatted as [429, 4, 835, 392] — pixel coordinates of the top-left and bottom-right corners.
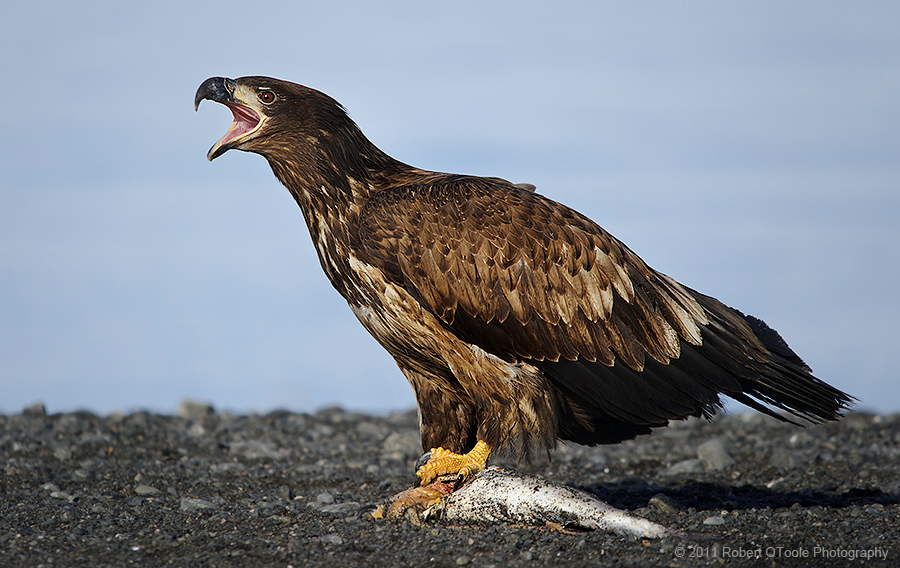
[2, 1, 898, 415]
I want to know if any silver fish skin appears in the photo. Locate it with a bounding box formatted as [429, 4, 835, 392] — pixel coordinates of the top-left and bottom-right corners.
[423, 466, 686, 539]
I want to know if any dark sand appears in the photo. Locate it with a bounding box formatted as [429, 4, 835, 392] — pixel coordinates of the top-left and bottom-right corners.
[1, 403, 896, 567]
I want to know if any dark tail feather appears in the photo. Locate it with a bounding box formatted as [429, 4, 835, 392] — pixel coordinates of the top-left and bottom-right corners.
[733, 311, 856, 424]
[687, 288, 856, 424]
[539, 290, 855, 447]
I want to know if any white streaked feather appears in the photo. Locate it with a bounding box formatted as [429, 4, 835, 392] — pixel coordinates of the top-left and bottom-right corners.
[594, 247, 634, 303]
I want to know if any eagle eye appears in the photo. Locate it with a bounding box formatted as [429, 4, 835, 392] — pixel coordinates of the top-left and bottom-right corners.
[258, 90, 276, 104]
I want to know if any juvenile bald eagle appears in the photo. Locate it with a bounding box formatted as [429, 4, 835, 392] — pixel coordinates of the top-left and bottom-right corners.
[195, 76, 852, 487]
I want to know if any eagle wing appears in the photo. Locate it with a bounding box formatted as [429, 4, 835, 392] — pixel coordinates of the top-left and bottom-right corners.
[359, 176, 843, 437]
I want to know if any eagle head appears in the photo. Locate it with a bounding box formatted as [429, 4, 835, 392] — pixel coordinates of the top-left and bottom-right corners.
[195, 76, 353, 162]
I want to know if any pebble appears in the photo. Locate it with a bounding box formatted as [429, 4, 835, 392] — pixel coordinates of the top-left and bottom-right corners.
[186, 423, 207, 438]
[316, 492, 335, 505]
[770, 449, 802, 471]
[179, 497, 217, 512]
[382, 431, 420, 456]
[697, 438, 736, 470]
[317, 534, 343, 545]
[319, 502, 360, 515]
[618, 477, 649, 489]
[788, 432, 813, 446]
[663, 459, 705, 475]
[50, 490, 74, 501]
[211, 462, 247, 474]
[135, 484, 160, 496]
[53, 447, 72, 461]
[703, 516, 726, 526]
[356, 421, 388, 439]
[229, 440, 287, 460]
[22, 402, 47, 417]
[648, 493, 682, 513]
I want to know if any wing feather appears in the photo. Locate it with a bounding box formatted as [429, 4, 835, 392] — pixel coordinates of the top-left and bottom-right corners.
[360, 177, 707, 367]
[358, 175, 852, 437]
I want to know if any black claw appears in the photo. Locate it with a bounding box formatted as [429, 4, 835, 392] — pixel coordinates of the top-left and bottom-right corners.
[414, 451, 432, 471]
[357, 504, 379, 520]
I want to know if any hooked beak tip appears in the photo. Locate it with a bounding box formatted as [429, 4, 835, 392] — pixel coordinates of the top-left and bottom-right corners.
[194, 77, 236, 110]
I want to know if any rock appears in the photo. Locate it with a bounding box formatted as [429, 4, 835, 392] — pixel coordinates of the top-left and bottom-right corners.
[316, 492, 335, 505]
[697, 438, 736, 470]
[703, 516, 726, 526]
[135, 484, 160, 496]
[176, 400, 214, 420]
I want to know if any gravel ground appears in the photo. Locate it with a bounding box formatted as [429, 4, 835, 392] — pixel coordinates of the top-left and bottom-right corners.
[1, 402, 897, 567]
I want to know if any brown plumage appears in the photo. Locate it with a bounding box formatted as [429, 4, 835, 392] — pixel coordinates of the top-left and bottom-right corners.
[195, 76, 853, 466]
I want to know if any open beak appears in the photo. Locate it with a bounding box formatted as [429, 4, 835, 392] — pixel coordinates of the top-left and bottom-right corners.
[195, 77, 265, 161]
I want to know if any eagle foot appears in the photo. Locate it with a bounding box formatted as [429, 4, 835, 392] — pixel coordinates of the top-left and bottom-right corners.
[415, 440, 491, 487]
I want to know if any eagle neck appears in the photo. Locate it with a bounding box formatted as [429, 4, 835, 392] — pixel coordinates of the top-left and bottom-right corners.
[265, 137, 410, 303]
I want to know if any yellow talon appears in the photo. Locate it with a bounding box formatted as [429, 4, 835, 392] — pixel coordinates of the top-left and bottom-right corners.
[415, 440, 491, 486]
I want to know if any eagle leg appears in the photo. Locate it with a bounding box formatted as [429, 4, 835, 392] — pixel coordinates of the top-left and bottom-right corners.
[416, 440, 492, 487]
